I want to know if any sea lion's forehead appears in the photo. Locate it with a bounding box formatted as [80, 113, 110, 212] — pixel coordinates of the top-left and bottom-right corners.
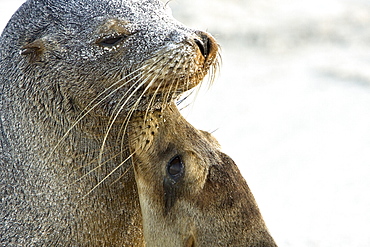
[44, 0, 183, 38]
[47, 0, 169, 22]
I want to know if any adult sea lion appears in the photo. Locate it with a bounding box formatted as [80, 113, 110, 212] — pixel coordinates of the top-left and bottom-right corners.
[0, 0, 218, 245]
[128, 103, 277, 247]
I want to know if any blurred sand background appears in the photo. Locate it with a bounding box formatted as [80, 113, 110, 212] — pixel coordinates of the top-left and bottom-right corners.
[1, 0, 370, 246]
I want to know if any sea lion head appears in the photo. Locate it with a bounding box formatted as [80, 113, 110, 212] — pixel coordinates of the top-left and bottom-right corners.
[129, 104, 277, 247]
[0, 0, 219, 244]
[1, 0, 219, 120]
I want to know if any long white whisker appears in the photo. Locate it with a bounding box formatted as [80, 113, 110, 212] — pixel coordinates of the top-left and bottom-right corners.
[48, 69, 142, 161]
[98, 73, 154, 164]
[144, 78, 164, 123]
[71, 150, 124, 185]
[82, 152, 135, 199]
[110, 162, 134, 186]
[118, 75, 156, 146]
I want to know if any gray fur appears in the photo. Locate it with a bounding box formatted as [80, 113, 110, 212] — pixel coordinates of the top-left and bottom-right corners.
[0, 0, 201, 245]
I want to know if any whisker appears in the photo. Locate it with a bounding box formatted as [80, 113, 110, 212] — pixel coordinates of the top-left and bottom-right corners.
[144, 78, 164, 122]
[49, 47, 178, 162]
[98, 77, 147, 164]
[82, 152, 135, 199]
[99, 70, 160, 165]
[161, 53, 188, 109]
[47, 69, 143, 161]
[110, 162, 134, 186]
[71, 145, 120, 172]
[97, 48, 179, 158]
[118, 75, 155, 145]
[71, 150, 125, 185]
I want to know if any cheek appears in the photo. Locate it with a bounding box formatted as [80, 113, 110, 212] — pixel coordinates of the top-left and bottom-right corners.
[183, 155, 208, 195]
[135, 163, 164, 206]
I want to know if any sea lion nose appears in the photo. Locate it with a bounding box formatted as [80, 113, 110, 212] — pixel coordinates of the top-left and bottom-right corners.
[194, 31, 213, 58]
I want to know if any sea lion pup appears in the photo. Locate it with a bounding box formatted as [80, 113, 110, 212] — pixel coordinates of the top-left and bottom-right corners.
[128, 103, 277, 247]
[0, 0, 218, 245]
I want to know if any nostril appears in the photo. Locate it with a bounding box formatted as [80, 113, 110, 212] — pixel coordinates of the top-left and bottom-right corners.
[194, 38, 207, 58]
[194, 31, 214, 59]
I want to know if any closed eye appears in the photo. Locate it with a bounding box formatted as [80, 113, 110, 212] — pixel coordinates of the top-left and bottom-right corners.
[98, 36, 126, 47]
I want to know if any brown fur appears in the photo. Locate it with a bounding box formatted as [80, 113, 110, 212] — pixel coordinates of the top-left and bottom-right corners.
[128, 103, 277, 247]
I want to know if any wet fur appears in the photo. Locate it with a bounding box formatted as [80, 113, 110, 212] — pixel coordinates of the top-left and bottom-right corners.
[0, 0, 218, 245]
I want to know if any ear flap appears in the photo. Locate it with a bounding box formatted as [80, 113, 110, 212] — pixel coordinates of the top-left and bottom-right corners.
[20, 39, 45, 63]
